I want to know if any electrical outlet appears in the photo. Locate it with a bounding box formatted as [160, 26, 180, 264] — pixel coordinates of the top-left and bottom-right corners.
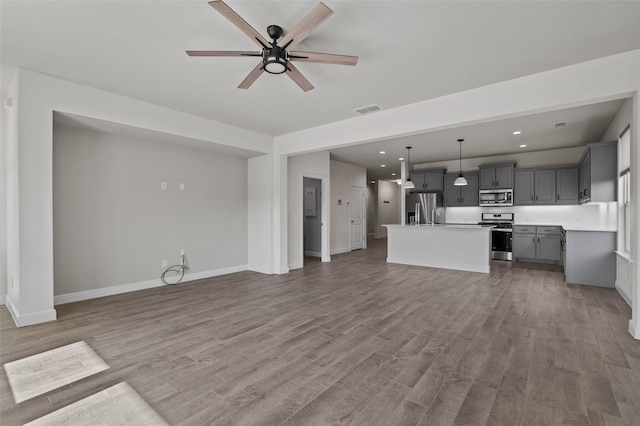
[162, 259, 167, 267]
[161, 182, 167, 190]
[180, 183, 185, 191]
[11, 277, 14, 289]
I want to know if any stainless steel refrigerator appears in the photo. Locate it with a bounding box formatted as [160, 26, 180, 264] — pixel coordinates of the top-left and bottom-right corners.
[406, 192, 446, 225]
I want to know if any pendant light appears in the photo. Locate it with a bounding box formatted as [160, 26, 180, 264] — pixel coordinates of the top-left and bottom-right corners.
[404, 146, 415, 189]
[454, 138, 468, 186]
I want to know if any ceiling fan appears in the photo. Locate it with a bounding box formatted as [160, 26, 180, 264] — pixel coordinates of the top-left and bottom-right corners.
[186, 0, 358, 92]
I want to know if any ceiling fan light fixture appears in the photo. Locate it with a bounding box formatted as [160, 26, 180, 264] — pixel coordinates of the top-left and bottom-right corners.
[263, 47, 288, 74]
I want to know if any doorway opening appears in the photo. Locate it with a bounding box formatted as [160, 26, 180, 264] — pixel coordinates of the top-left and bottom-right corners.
[303, 177, 323, 265]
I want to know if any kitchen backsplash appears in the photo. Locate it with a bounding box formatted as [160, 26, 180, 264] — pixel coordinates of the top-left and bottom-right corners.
[446, 202, 617, 228]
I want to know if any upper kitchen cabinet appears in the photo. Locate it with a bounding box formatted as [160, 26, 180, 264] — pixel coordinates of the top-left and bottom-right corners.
[556, 167, 579, 205]
[443, 172, 479, 207]
[514, 168, 557, 205]
[479, 164, 515, 190]
[409, 168, 445, 192]
[578, 141, 617, 204]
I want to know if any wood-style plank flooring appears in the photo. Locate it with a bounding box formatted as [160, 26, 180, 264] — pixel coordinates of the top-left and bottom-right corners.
[1, 238, 639, 425]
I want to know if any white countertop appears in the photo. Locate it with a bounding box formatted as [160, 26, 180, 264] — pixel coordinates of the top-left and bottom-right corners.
[383, 224, 490, 230]
[561, 225, 617, 232]
[513, 223, 616, 232]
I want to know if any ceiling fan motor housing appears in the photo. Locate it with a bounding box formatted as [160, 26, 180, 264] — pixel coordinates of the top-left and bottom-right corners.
[267, 25, 284, 41]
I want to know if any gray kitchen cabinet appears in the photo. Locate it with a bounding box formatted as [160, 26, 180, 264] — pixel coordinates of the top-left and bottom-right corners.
[513, 226, 561, 263]
[556, 167, 579, 205]
[409, 169, 445, 192]
[443, 172, 478, 206]
[578, 141, 617, 204]
[565, 230, 616, 287]
[459, 173, 479, 206]
[514, 170, 534, 205]
[515, 168, 566, 206]
[513, 233, 536, 259]
[536, 234, 561, 261]
[534, 169, 556, 204]
[479, 164, 514, 190]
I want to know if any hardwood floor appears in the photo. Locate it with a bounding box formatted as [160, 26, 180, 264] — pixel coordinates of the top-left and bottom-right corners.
[1, 238, 639, 425]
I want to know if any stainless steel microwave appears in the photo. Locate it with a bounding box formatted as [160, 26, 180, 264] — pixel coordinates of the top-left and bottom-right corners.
[479, 189, 513, 206]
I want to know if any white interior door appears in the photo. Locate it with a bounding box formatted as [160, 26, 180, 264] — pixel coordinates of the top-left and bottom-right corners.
[350, 186, 364, 250]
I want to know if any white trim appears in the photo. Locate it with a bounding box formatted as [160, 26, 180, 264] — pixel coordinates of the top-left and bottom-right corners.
[0, 295, 5, 306]
[616, 281, 633, 307]
[386, 256, 490, 274]
[6, 297, 57, 327]
[305, 251, 322, 257]
[331, 247, 351, 255]
[615, 250, 634, 263]
[630, 320, 640, 340]
[54, 265, 248, 305]
[288, 262, 303, 270]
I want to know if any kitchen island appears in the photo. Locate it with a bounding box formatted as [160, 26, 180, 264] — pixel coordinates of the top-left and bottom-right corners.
[384, 224, 492, 273]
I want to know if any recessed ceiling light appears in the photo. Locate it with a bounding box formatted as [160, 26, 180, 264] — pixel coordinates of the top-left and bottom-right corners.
[519, 144, 527, 148]
[398, 157, 405, 161]
[379, 151, 386, 154]
[513, 130, 522, 135]
[371, 180, 375, 184]
[391, 173, 396, 176]
[381, 164, 386, 167]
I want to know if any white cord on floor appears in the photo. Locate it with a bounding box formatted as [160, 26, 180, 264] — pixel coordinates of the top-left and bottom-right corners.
[161, 254, 189, 285]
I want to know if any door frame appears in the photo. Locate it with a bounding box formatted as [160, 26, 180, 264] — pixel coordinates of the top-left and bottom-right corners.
[300, 173, 330, 263]
[349, 185, 367, 250]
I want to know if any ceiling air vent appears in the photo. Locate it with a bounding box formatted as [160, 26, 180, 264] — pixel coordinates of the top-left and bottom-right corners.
[353, 104, 383, 115]
[554, 121, 567, 128]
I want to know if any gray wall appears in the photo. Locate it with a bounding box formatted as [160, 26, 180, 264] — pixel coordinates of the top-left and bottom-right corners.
[53, 124, 248, 296]
[303, 177, 322, 256]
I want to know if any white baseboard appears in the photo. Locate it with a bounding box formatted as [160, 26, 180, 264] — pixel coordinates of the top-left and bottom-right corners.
[0, 294, 5, 306]
[54, 264, 248, 305]
[330, 247, 351, 255]
[288, 262, 303, 271]
[615, 281, 632, 307]
[304, 251, 322, 257]
[630, 320, 640, 340]
[6, 297, 57, 327]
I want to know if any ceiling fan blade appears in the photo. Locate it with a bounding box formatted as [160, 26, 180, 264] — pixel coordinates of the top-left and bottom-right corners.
[279, 3, 333, 50]
[289, 51, 358, 66]
[238, 62, 265, 89]
[186, 50, 262, 57]
[208, 0, 270, 48]
[286, 62, 314, 92]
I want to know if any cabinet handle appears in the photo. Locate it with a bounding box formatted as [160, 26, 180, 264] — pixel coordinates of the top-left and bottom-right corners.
[557, 194, 560, 201]
[496, 181, 499, 187]
[492, 181, 495, 187]
[531, 196, 533, 201]
[585, 188, 589, 196]
[535, 195, 538, 201]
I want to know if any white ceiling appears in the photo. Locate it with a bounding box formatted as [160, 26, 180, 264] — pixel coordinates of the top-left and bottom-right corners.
[332, 99, 626, 180]
[2, 1, 639, 178]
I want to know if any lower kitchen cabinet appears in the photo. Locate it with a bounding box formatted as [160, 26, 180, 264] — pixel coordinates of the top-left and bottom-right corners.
[565, 230, 616, 287]
[513, 233, 536, 258]
[513, 225, 561, 263]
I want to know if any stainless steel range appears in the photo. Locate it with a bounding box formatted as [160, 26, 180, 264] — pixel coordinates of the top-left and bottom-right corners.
[478, 213, 514, 261]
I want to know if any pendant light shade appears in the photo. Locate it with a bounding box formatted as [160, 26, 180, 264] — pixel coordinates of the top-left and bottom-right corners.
[404, 146, 415, 189]
[454, 139, 468, 186]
